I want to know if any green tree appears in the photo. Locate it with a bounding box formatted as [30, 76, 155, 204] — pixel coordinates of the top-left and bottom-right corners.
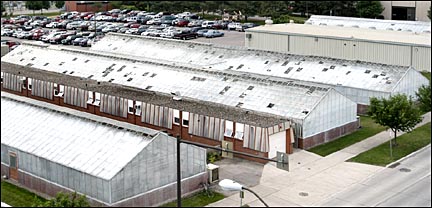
[33, 191, 90, 207]
[357, 1, 384, 18]
[368, 94, 422, 146]
[110, 1, 122, 9]
[416, 83, 431, 113]
[1, 1, 5, 16]
[54, 1, 65, 9]
[41, 1, 51, 14]
[25, 1, 43, 15]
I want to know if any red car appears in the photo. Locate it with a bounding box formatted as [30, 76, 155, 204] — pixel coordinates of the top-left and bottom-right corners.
[176, 19, 190, 27]
[130, 23, 141, 28]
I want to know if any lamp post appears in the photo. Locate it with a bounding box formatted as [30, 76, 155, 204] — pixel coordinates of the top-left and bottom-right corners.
[219, 179, 269, 207]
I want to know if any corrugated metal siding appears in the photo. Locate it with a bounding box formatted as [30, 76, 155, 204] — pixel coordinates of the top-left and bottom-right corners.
[246, 32, 289, 52]
[302, 89, 357, 139]
[110, 134, 206, 203]
[356, 41, 411, 66]
[249, 32, 430, 72]
[412, 46, 431, 72]
[392, 68, 430, 97]
[0, 144, 111, 203]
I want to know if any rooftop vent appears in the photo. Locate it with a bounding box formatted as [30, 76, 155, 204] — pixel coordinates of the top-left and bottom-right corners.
[247, 86, 254, 90]
[108, 79, 115, 82]
[302, 110, 309, 114]
[236, 102, 244, 107]
[267, 103, 274, 108]
[365, 70, 371, 74]
[69, 71, 74, 74]
[318, 61, 324, 64]
[127, 78, 133, 82]
[296, 67, 303, 72]
[285, 67, 293, 74]
[150, 73, 157, 78]
[191, 76, 206, 81]
[142, 72, 149, 76]
[372, 74, 379, 78]
[31, 57, 36, 60]
[219, 86, 231, 95]
[281, 61, 289, 66]
[346, 71, 351, 75]
[330, 65, 335, 69]
[380, 72, 386, 76]
[62, 70, 68, 74]
[59, 62, 65, 66]
[85, 60, 90, 63]
[322, 68, 328, 72]
[88, 75, 93, 79]
[237, 64, 244, 69]
[72, 57, 77, 61]
[264, 61, 269, 64]
[118, 65, 126, 72]
[44, 63, 49, 66]
[145, 86, 152, 90]
[239, 93, 247, 98]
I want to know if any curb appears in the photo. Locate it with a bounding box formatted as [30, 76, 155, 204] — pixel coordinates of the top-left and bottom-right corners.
[385, 143, 431, 168]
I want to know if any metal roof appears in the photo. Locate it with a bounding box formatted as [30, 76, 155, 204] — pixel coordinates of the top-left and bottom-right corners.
[1, 44, 331, 121]
[247, 23, 431, 47]
[305, 15, 431, 34]
[1, 95, 153, 180]
[90, 33, 413, 93]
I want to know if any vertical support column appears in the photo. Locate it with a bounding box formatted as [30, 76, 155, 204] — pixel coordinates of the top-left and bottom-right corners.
[176, 135, 182, 207]
[286, 128, 293, 154]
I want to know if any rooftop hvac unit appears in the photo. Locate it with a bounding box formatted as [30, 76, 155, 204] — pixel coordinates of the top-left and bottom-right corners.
[207, 163, 219, 183]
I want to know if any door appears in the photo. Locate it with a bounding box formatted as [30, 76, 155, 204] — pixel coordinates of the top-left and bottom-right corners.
[268, 131, 286, 159]
[9, 152, 18, 181]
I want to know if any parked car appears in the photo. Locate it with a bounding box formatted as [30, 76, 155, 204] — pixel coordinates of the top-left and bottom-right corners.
[228, 22, 241, 30]
[173, 30, 197, 40]
[203, 30, 224, 38]
[202, 21, 215, 28]
[61, 34, 82, 45]
[72, 37, 85, 46]
[173, 18, 189, 27]
[79, 38, 91, 47]
[196, 29, 209, 37]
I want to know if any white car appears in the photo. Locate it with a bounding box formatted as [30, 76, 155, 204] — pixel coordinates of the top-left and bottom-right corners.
[125, 28, 138, 34]
[227, 22, 241, 30]
[46, 22, 59, 28]
[146, 18, 161, 25]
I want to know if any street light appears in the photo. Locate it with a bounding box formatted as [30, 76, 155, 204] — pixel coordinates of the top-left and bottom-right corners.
[219, 179, 269, 207]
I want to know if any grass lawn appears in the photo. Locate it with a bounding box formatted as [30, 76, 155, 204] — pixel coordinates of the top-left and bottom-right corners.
[160, 190, 225, 207]
[421, 71, 431, 82]
[309, 116, 386, 157]
[1, 180, 47, 207]
[348, 122, 431, 166]
[9, 11, 62, 18]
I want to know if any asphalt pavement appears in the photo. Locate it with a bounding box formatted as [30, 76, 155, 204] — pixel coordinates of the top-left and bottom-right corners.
[320, 145, 431, 207]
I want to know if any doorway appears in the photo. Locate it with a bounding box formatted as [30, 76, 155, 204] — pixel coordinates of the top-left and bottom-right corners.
[9, 152, 18, 181]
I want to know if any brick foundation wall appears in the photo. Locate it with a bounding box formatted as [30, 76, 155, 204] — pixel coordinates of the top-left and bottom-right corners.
[1, 164, 206, 207]
[299, 120, 360, 149]
[357, 104, 369, 115]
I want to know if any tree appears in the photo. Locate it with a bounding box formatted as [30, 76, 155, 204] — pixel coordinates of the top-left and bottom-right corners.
[25, 1, 43, 15]
[33, 191, 90, 207]
[1, 1, 5, 16]
[41, 1, 51, 14]
[416, 83, 431, 113]
[368, 94, 422, 146]
[357, 1, 384, 18]
[54, 1, 65, 9]
[428, 5, 431, 20]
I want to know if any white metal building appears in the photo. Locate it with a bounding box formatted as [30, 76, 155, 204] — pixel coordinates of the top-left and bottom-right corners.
[305, 15, 431, 33]
[244, 23, 431, 72]
[1, 43, 358, 150]
[0, 93, 206, 207]
[90, 34, 429, 112]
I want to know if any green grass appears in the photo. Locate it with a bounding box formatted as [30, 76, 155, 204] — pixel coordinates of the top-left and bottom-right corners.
[348, 122, 431, 166]
[421, 72, 431, 82]
[8, 11, 62, 18]
[160, 190, 225, 207]
[309, 116, 386, 156]
[1, 180, 47, 207]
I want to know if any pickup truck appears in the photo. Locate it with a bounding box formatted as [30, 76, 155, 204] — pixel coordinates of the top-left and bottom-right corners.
[172, 31, 198, 40]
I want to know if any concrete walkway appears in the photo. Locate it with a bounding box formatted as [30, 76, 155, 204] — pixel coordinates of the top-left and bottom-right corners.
[208, 112, 431, 207]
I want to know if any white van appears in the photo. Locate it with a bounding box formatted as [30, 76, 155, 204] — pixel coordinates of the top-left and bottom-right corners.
[202, 21, 215, 28]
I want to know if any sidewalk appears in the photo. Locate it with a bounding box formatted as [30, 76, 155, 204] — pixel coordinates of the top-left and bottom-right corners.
[207, 112, 431, 207]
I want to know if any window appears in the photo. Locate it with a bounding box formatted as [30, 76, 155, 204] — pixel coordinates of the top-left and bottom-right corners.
[128, 100, 134, 114]
[87, 91, 93, 103]
[135, 101, 142, 116]
[173, 109, 180, 125]
[234, 123, 244, 140]
[224, 120, 233, 137]
[28, 78, 32, 90]
[9, 153, 17, 168]
[182, 111, 189, 126]
[94, 92, 101, 106]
